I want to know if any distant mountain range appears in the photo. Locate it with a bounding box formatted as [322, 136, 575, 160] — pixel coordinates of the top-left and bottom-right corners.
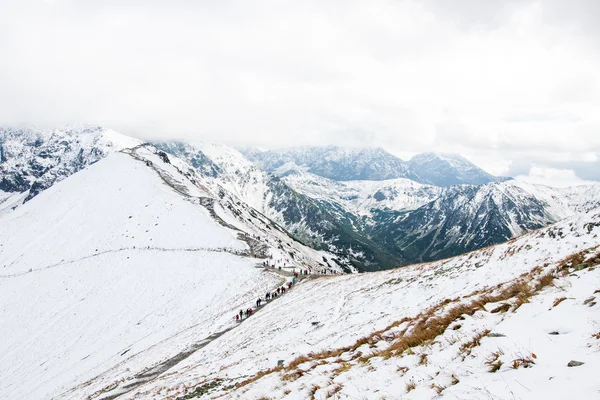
[1, 126, 599, 271]
[240, 146, 511, 186]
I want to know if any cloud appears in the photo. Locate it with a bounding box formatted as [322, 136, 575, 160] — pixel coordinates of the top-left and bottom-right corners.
[0, 0, 599, 186]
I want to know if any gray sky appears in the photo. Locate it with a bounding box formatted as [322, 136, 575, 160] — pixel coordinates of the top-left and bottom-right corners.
[1, 0, 599, 186]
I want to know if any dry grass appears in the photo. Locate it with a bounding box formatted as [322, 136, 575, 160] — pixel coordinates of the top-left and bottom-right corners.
[397, 366, 409, 375]
[485, 350, 504, 373]
[283, 389, 291, 395]
[553, 297, 567, 307]
[325, 384, 343, 398]
[281, 369, 304, 382]
[233, 258, 572, 390]
[405, 380, 416, 392]
[592, 331, 600, 340]
[308, 384, 320, 400]
[490, 303, 510, 313]
[418, 353, 428, 365]
[431, 383, 447, 395]
[285, 355, 313, 371]
[511, 355, 536, 369]
[331, 362, 352, 376]
[451, 374, 460, 386]
[534, 273, 556, 292]
[459, 329, 491, 356]
[235, 366, 283, 389]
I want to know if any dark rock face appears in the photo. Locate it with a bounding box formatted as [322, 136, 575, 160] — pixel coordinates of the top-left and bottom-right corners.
[567, 360, 584, 367]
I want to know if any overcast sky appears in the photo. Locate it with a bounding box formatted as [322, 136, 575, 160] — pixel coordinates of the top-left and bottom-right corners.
[0, 0, 599, 186]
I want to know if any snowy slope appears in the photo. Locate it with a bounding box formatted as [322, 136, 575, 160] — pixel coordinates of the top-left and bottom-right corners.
[85, 209, 600, 400]
[0, 145, 344, 400]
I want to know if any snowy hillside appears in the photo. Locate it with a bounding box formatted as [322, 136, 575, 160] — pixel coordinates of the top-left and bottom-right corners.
[0, 144, 347, 400]
[68, 207, 600, 400]
[0, 125, 140, 202]
[154, 141, 401, 271]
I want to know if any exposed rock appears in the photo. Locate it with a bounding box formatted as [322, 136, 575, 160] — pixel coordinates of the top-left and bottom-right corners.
[567, 360, 584, 367]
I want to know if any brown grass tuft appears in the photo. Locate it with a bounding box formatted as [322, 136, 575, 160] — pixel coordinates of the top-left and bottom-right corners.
[534, 273, 556, 292]
[325, 384, 343, 398]
[405, 380, 416, 392]
[485, 350, 504, 373]
[431, 383, 447, 394]
[451, 374, 460, 386]
[308, 384, 320, 400]
[459, 329, 491, 355]
[553, 297, 567, 307]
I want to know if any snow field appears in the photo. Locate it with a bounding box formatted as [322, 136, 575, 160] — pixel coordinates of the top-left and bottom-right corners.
[106, 211, 600, 399]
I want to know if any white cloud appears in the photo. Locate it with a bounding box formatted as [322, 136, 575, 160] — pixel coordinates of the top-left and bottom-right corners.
[0, 0, 599, 185]
[516, 166, 595, 188]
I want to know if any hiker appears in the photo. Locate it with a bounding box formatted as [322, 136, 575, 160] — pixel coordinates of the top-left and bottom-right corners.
[281, 286, 286, 294]
[292, 277, 297, 284]
[287, 282, 292, 289]
[247, 308, 253, 316]
[276, 287, 281, 294]
[235, 314, 239, 321]
[239, 309, 244, 320]
[266, 292, 271, 300]
[256, 298, 262, 307]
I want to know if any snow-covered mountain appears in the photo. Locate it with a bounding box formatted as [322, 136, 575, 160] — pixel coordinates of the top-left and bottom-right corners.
[407, 152, 512, 186]
[370, 182, 562, 263]
[0, 126, 141, 202]
[153, 141, 400, 271]
[282, 170, 600, 264]
[242, 146, 509, 186]
[0, 142, 353, 400]
[281, 170, 442, 217]
[2, 127, 598, 271]
[47, 203, 600, 400]
[1, 126, 600, 400]
[241, 145, 417, 181]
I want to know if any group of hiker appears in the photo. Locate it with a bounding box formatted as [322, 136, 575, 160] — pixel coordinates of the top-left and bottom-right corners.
[234, 276, 299, 322]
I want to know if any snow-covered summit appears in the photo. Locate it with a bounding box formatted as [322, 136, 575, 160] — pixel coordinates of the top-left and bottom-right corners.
[0, 125, 141, 201]
[243, 146, 509, 186]
[242, 145, 417, 182]
[407, 152, 511, 186]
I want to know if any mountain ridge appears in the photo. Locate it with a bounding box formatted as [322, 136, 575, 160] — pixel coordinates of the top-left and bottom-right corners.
[241, 145, 510, 186]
